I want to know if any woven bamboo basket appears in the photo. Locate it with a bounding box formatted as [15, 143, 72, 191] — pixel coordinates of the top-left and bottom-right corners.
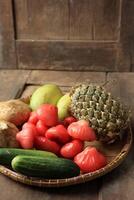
[0, 97, 132, 187]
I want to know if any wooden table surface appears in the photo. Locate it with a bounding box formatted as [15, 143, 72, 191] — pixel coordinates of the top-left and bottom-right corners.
[0, 70, 134, 200]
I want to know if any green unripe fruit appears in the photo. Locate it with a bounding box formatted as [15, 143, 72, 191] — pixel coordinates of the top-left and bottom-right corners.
[57, 94, 71, 120]
[30, 84, 63, 110]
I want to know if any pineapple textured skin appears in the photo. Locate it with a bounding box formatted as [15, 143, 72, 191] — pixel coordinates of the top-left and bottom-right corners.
[70, 84, 129, 143]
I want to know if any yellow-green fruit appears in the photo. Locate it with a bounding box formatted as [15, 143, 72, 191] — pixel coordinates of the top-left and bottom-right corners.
[30, 84, 63, 110]
[57, 94, 71, 120]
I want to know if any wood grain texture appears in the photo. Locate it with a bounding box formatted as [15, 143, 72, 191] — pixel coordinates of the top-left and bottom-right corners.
[122, 0, 134, 71]
[0, 0, 16, 68]
[17, 40, 117, 71]
[27, 70, 106, 86]
[100, 72, 134, 200]
[116, 0, 134, 71]
[115, 42, 131, 72]
[105, 73, 134, 112]
[120, 0, 134, 41]
[0, 175, 99, 200]
[21, 85, 73, 97]
[69, 0, 120, 40]
[21, 70, 106, 97]
[14, 0, 120, 41]
[14, 0, 131, 71]
[0, 70, 31, 100]
[14, 0, 69, 40]
[93, 0, 120, 40]
[69, 0, 93, 40]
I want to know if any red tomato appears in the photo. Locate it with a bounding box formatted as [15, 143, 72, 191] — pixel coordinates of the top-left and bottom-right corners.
[22, 122, 37, 137]
[16, 128, 34, 149]
[28, 111, 38, 124]
[36, 120, 48, 136]
[45, 125, 70, 144]
[63, 116, 77, 127]
[36, 104, 58, 127]
[34, 136, 60, 154]
[67, 120, 96, 141]
[60, 139, 84, 158]
[74, 147, 107, 173]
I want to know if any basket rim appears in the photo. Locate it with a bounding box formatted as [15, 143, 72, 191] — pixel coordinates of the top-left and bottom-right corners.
[0, 123, 132, 187]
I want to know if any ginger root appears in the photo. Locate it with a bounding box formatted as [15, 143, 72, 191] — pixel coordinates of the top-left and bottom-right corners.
[0, 120, 19, 147]
[0, 99, 31, 126]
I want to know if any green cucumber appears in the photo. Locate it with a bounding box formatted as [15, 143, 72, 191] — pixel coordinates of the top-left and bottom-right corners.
[0, 148, 57, 166]
[12, 155, 80, 179]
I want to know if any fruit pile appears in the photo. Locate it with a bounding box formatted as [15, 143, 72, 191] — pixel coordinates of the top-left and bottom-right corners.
[15, 83, 108, 174]
[0, 83, 128, 179]
[16, 104, 107, 173]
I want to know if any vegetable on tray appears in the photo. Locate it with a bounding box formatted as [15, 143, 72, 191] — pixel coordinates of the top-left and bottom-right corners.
[12, 155, 80, 179]
[0, 120, 19, 148]
[0, 148, 56, 166]
[0, 99, 31, 126]
[0, 83, 129, 180]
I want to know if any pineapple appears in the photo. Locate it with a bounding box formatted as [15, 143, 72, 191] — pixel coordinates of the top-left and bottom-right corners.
[70, 84, 129, 143]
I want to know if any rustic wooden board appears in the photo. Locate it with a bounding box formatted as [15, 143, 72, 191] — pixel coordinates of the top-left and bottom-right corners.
[13, 0, 131, 71]
[22, 71, 106, 97]
[27, 70, 106, 86]
[17, 41, 118, 71]
[123, 0, 134, 71]
[21, 85, 71, 98]
[100, 73, 134, 200]
[0, 0, 16, 68]
[69, 0, 93, 40]
[115, 43, 131, 72]
[0, 0, 132, 71]
[0, 70, 31, 100]
[105, 73, 134, 112]
[120, 0, 134, 42]
[116, 0, 133, 71]
[93, 0, 120, 40]
[14, 0, 69, 40]
[0, 174, 99, 200]
[14, 0, 120, 41]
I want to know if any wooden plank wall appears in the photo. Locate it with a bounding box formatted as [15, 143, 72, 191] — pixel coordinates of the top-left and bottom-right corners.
[14, 0, 69, 40]
[116, 0, 134, 71]
[14, 0, 123, 71]
[0, 0, 134, 71]
[15, 0, 119, 41]
[0, 0, 16, 68]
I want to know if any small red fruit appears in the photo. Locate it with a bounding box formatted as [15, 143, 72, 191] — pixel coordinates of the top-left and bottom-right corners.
[16, 128, 34, 149]
[74, 147, 107, 173]
[22, 122, 37, 137]
[67, 120, 96, 141]
[46, 125, 70, 144]
[28, 111, 38, 124]
[36, 104, 58, 126]
[36, 120, 48, 136]
[34, 136, 60, 154]
[60, 139, 84, 158]
[63, 116, 77, 127]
